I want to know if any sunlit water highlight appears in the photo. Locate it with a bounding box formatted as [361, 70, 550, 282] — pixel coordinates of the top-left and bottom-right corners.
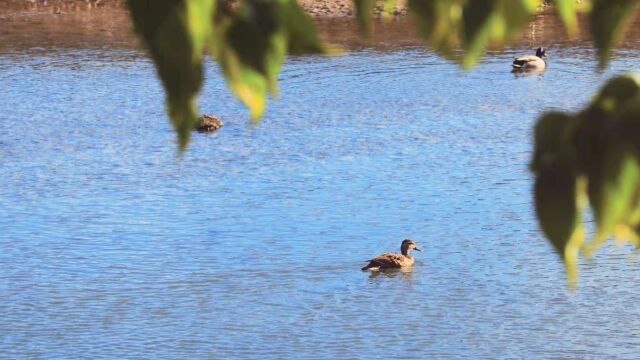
[2, 9, 640, 359]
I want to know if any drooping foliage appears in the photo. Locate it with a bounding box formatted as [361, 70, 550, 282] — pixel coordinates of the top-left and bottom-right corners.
[128, 0, 638, 147]
[127, 0, 640, 284]
[128, 0, 327, 150]
[590, 0, 640, 68]
[532, 74, 640, 286]
[128, 0, 215, 150]
[408, 0, 558, 68]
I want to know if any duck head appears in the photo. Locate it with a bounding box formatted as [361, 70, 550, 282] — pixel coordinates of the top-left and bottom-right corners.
[536, 47, 547, 59]
[401, 238, 422, 255]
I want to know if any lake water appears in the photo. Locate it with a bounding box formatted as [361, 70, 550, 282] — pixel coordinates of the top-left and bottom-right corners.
[2, 8, 640, 359]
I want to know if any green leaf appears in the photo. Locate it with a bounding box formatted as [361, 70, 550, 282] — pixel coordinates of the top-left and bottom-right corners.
[583, 147, 640, 256]
[461, 0, 497, 68]
[408, 0, 464, 60]
[575, 74, 640, 193]
[408, 0, 541, 68]
[279, 0, 328, 54]
[532, 111, 583, 285]
[609, 75, 640, 235]
[531, 112, 580, 250]
[502, 0, 541, 33]
[573, 74, 640, 255]
[354, 0, 376, 32]
[594, 73, 640, 110]
[212, 0, 328, 121]
[128, 0, 216, 151]
[552, 0, 579, 36]
[614, 75, 640, 154]
[534, 170, 584, 283]
[383, 0, 396, 16]
[213, 0, 286, 120]
[590, 0, 640, 68]
[531, 112, 576, 172]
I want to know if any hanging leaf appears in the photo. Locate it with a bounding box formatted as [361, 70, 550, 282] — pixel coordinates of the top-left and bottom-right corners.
[354, 0, 376, 32]
[552, 0, 579, 36]
[608, 76, 640, 240]
[408, 0, 542, 68]
[533, 74, 640, 283]
[461, 0, 498, 68]
[502, 0, 541, 34]
[128, 0, 216, 151]
[531, 112, 576, 173]
[615, 75, 640, 154]
[408, 0, 464, 60]
[213, 2, 279, 119]
[590, 0, 640, 68]
[279, 0, 329, 55]
[532, 112, 584, 285]
[534, 170, 580, 255]
[582, 146, 640, 256]
[594, 73, 640, 110]
[383, 0, 397, 16]
[212, 0, 328, 121]
[534, 170, 584, 285]
[572, 74, 640, 254]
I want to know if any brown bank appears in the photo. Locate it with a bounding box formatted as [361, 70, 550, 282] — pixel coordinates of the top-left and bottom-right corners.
[0, 0, 569, 17]
[1, 0, 405, 16]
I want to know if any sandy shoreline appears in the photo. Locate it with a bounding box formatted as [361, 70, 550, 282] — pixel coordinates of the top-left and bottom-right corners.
[1, 0, 397, 16]
[0, 0, 565, 17]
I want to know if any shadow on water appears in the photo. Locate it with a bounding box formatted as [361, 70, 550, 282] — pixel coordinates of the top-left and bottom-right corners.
[511, 68, 547, 77]
[366, 267, 415, 283]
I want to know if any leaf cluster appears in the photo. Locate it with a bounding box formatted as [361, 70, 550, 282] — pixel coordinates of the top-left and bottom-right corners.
[128, 0, 639, 149]
[532, 74, 640, 285]
[128, 0, 326, 151]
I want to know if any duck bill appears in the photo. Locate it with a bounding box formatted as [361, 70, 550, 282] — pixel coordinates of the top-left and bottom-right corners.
[414, 247, 422, 252]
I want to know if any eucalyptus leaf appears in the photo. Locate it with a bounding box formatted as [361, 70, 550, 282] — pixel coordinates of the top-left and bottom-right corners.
[577, 75, 640, 241]
[615, 76, 640, 155]
[461, 0, 497, 68]
[279, 0, 329, 54]
[354, 0, 376, 32]
[408, 0, 542, 68]
[383, 0, 397, 16]
[584, 146, 640, 255]
[533, 74, 640, 281]
[551, 0, 579, 35]
[590, 0, 640, 68]
[532, 112, 584, 285]
[532, 112, 580, 254]
[128, 0, 216, 151]
[213, 2, 275, 119]
[594, 73, 640, 109]
[408, 0, 464, 60]
[502, 0, 541, 35]
[534, 167, 584, 283]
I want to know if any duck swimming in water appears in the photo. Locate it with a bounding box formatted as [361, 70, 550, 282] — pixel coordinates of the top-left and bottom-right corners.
[195, 114, 223, 132]
[361, 239, 421, 271]
[512, 47, 547, 71]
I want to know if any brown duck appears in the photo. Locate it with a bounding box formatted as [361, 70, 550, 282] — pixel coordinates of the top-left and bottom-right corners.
[361, 239, 421, 271]
[195, 114, 223, 132]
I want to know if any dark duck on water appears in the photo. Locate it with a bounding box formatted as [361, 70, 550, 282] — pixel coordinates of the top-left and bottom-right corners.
[512, 47, 547, 71]
[361, 239, 422, 271]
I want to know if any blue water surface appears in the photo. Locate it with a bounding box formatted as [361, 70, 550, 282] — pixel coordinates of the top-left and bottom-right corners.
[2, 10, 640, 359]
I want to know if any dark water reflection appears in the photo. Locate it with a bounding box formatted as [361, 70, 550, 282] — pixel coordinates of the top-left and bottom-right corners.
[2, 7, 640, 360]
[2, 7, 640, 52]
